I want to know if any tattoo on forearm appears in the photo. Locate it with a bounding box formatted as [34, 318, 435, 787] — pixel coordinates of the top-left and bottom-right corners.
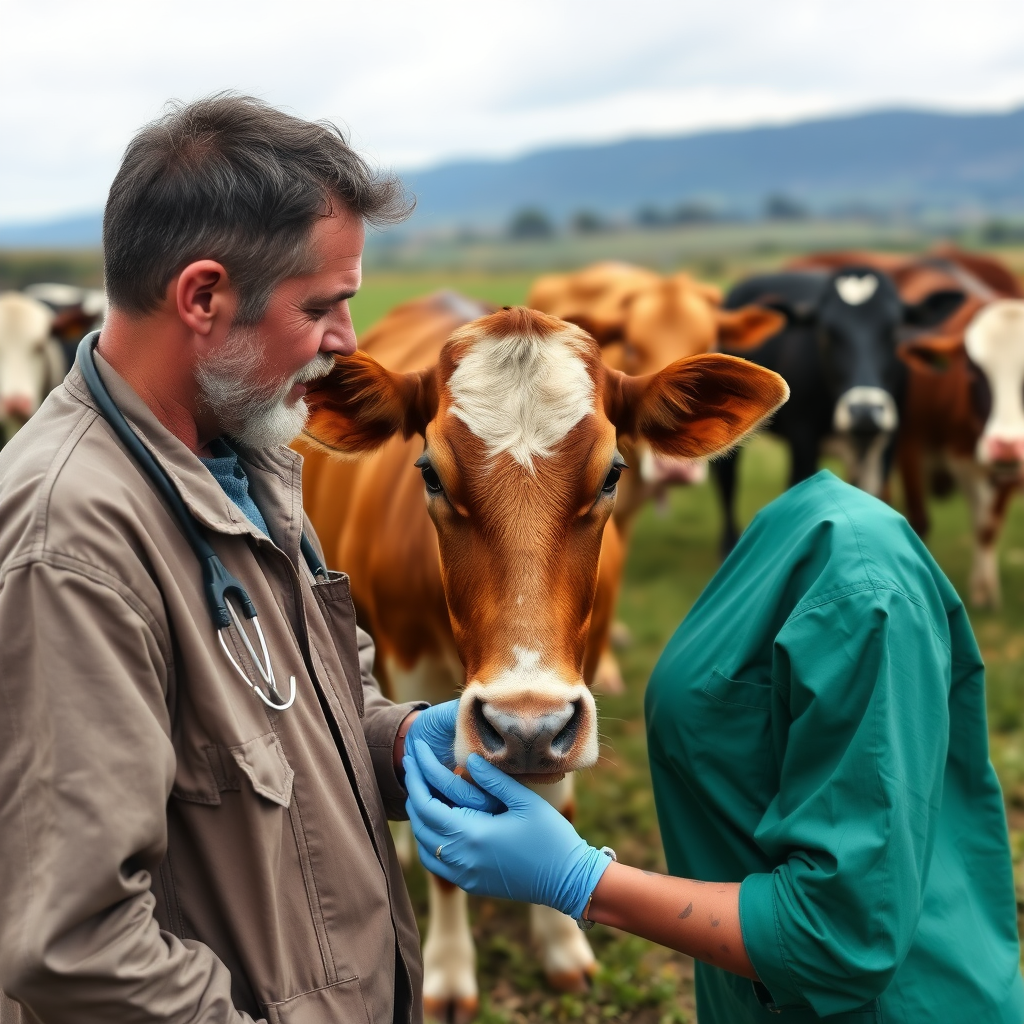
[678, 902, 693, 919]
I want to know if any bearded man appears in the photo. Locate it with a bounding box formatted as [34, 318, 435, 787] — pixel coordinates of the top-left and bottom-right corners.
[0, 94, 460, 1024]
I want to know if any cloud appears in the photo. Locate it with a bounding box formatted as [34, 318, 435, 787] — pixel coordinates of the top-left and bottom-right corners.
[2, 0, 1023, 221]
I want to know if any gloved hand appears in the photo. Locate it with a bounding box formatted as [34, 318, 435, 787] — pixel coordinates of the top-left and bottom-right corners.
[404, 700, 461, 768]
[404, 740, 613, 919]
[404, 703, 501, 814]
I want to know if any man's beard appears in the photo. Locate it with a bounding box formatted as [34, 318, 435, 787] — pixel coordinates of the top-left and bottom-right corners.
[195, 324, 335, 449]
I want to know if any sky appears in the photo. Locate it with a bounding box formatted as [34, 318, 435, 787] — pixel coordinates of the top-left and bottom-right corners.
[3, 0, 1024, 223]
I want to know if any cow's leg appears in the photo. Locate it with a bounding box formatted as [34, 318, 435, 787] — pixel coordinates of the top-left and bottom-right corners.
[897, 436, 930, 537]
[527, 775, 598, 992]
[387, 651, 479, 1020]
[422, 875, 478, 1024]
[951, 461, 1006, 609]
[712, 449, 742, 556]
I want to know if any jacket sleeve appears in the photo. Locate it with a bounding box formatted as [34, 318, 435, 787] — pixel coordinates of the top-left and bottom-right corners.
[355, 624, 428, 819]
[738, 586, 951, 1016]
[0, 561, 259, 1024]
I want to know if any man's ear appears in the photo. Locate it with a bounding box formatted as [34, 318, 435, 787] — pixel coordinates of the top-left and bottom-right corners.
[713, 305, 786, 351]
[302, 351, 438, 455]
[903, 289, 965, 328]
[898, 334, 964, 374]
[607, 353, 789, 460]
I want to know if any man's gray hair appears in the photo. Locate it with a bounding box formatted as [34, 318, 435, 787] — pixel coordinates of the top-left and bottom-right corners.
[103, 93, 413, 323]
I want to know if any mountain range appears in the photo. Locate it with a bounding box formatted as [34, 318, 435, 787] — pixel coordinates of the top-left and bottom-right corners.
[2, 105, 1022, 247]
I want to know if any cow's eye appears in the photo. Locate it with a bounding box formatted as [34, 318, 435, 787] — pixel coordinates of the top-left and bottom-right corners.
[414, 455, 444, 495]
[601, 458, 627, 494]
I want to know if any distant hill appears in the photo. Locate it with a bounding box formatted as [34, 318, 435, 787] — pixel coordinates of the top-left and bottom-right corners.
[2, 106, 1022, 247]
[403, 107, 1024, 228]
[0, 212, 103, 249]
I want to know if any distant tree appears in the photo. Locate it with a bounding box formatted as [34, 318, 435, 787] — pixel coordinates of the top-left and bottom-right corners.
[508, 208, 554, 239]
[569, 209, 607, 234]
[764, 194, 808, 220]
[981, 219, 1024, 244]
[670, 201, 717, 225]
[635, 205, 666, 228]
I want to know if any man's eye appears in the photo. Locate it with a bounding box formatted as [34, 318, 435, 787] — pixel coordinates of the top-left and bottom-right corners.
[305, 308, 329, 321]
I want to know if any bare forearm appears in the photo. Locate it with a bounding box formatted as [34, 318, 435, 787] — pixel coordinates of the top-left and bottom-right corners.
[587, 862, 758, 979]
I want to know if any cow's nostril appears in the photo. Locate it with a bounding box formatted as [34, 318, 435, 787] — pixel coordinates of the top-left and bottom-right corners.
[472, 698, 505, 754]
[551, 700, 582, 756]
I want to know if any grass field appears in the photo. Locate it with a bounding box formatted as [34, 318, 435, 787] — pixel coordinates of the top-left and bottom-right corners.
[349, 264, 1024, 1024]
[4, 238, 1023, 1022]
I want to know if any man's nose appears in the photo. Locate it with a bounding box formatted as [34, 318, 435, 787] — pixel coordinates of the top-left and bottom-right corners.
[320, 305, 357, 356]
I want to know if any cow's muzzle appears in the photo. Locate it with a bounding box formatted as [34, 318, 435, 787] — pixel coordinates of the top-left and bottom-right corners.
[833, 386, 897, 439]
[455, 676, 598, 783]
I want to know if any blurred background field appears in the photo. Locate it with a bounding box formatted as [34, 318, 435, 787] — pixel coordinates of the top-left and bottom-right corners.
[6, 234, 1021, 1022]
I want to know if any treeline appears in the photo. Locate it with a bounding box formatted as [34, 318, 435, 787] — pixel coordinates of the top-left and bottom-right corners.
[502, 200, 1024, 243]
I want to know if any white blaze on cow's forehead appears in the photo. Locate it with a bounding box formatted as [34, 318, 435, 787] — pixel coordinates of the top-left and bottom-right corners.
[447, 330, 594, 470]
[967, 300, 1024, 442]
[835, 274, 879, 306]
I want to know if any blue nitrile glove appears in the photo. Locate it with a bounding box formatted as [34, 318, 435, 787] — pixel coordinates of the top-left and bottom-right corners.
[404, 705, 502, 814]
[404, 741, 613, 919]
[405, 700, 461, 768]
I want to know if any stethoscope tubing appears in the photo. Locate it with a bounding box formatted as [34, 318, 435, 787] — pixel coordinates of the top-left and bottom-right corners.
[77, 333, 323, 711]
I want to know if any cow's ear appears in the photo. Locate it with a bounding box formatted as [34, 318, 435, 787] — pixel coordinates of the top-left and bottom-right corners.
[899, 334, 964, 374]
[714, 305, 785, 351]
[606, 353, 789, 460]
[903, 289, 965, 328]
[302, 351, 438, 455]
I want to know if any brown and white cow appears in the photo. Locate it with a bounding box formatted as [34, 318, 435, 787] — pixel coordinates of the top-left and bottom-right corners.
[300, 305, 787, 1021]
[0, 293, 67, 447]
[901, 300, 1024, 607]
[794, 247, 1024, 607]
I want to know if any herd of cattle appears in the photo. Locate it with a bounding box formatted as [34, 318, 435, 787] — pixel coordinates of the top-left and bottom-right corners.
[2, 248, 1023, 1020]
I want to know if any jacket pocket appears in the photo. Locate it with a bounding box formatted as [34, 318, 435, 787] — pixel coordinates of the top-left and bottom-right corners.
[693, 668, 776, 811]
[264, 976, 371, 1024]
[703, 667, 773, 709]
[227, 732, 294, 807]
[310, 572, 364, 718]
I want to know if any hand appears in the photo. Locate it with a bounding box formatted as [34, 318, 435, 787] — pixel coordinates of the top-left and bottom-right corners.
[404, 741, 613, 919]
[404, 700, 460, 768]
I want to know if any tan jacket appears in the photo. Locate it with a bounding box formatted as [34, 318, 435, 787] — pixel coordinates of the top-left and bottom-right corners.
[0, 352, 425, 1024]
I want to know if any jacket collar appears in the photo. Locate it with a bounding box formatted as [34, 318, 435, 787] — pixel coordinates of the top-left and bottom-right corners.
[65, 344, 306, 563]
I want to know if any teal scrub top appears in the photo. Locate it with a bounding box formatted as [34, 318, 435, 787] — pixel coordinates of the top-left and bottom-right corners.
[645, 471, 1024, 1022]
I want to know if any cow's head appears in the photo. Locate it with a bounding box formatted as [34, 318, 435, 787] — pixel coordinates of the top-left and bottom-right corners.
[0, 293, 65, 440]
[762, 267, 963, 493]
[304, 307, 787, 780]
[903, 300, 1024, 482]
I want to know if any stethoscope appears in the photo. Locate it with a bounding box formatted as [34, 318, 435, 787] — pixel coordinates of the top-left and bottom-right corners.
[78, 333, 326, 711]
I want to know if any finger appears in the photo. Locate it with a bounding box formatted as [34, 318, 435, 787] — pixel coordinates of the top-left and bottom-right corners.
[415, 841, 461, 886]
[466, 753, 536, 811]
[415, 740, 503, 815]
[406, 797, 445, 853]
[403, 750, 457, 833]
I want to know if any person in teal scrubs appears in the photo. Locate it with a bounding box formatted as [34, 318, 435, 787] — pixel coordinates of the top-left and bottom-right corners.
[405, 470, 1024, 1022]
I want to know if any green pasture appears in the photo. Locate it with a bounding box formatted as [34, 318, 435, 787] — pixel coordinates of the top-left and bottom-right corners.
[3, 239, 1023, 1022]
[355, 269, 1024, 1024]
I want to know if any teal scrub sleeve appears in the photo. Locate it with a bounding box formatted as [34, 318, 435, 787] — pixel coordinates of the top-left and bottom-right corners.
[738, 586, 951, 1017]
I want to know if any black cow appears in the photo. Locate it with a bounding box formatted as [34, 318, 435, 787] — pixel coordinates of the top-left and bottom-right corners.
[713, 266, 963, 553]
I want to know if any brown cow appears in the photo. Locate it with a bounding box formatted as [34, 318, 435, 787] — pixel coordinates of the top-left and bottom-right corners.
[793, 247, 1024, 606]
[299, 304, 788, 1021]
